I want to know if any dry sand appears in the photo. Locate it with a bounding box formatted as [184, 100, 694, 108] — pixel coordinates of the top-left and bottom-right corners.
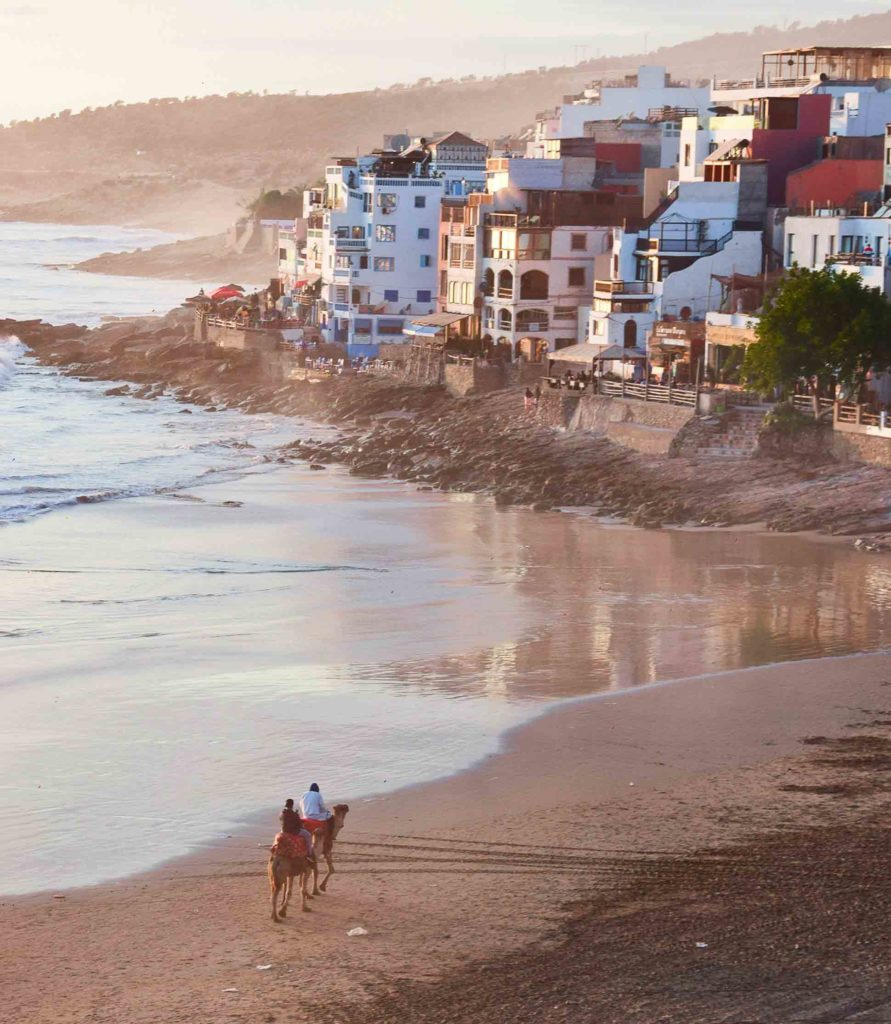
[3, 651, 891, 1023]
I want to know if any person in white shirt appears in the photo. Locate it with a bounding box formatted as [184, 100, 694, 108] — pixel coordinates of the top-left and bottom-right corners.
[299, 782, 332, 824]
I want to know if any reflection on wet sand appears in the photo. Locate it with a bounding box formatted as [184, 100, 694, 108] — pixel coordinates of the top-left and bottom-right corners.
[365, 514, 891, 701]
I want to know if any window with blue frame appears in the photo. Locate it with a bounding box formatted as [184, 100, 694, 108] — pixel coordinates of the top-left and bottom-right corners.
[419, 255, 431, 267]
[417, 227, 430, 239]
[417, 290, 432, 303]
[414, 195, 426, 208]
[384, 289, 399, 302]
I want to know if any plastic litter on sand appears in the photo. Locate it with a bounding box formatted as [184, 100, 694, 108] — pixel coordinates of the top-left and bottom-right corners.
[347, 927, 369, 937]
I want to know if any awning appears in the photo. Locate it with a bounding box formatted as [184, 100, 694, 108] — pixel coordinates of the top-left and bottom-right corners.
[407, 312, 470, 328]
[403, 323, 443, 337]
[548, 343, 601, 364]
[596, 345, 648, 361]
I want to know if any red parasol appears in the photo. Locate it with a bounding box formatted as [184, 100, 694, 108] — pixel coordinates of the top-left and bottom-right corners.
[210, 285, 244, 302]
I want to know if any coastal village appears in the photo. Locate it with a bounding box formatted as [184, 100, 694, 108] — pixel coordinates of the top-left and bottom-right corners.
[10, 25, 891, 1024]
[184, 44, 891, 473]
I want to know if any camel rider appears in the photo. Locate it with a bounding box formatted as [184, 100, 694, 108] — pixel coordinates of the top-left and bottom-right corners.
[279, 798, 315, 862]
[299, 782, 332, 835]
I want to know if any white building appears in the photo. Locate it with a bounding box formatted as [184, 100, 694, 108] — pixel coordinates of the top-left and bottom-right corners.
[713, 46, 891, 138]
[293, 135, 487, 355]
[588, 175, 765, 350]
[783, 207, 891, 292]
[533, 66, 711, 145]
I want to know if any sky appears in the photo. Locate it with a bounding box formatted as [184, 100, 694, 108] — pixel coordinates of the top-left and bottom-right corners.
[0, 0, 889, 124]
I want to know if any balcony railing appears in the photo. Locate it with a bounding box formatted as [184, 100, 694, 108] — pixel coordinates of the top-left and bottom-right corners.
[594, 280, 654, 296]
[826, 253, 882, 266]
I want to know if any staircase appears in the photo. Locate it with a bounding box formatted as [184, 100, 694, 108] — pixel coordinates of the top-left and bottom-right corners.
[680, 407, 768, 460]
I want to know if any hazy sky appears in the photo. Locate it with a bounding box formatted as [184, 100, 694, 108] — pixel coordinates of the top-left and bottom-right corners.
[0, 0, 888, 123]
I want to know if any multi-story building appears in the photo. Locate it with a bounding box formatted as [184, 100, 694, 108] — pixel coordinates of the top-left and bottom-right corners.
[533, 66, 711, 146]
[588, 159, 766, 352]
[291, 134, 487, 356]
[783, 206, 891, 292]
[439, 153, 644, 359]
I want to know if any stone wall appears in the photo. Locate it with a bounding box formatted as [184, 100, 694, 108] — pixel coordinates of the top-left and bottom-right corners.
[831, 430, 891, 469]
[207, 322, 282, 353]
[444, 363, 506, 398]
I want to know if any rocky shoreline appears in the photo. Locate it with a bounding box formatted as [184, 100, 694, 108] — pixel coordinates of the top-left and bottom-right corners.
[5, 311, 891, 544]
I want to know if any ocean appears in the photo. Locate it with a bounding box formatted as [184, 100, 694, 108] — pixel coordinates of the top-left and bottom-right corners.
[2, 223, 891, 897]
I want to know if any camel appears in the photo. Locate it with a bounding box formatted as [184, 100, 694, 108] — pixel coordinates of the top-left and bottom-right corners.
[309, 803, 350, 895]
[268, 848, 313, 923]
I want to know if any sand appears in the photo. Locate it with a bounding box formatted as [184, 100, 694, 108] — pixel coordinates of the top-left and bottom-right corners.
[3, 650, 891, 1023]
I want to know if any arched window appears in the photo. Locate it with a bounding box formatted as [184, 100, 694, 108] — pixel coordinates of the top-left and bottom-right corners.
[516, 308, 549, 332]
[497, 269, 513, 298]
[519, 270, 549, 300]
[497, 308, 513, 329]
[623, 319, 638, 348]
[482, 268, 495, 297]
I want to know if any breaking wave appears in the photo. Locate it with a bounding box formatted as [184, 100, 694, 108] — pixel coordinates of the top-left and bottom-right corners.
[0, 336, 25, 386]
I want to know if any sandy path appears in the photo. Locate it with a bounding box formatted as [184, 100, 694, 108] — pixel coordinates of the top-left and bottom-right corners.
[2, 651, 890, 1023]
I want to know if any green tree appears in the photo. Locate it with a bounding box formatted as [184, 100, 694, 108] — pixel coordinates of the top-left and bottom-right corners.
[742, 267, 891, 396]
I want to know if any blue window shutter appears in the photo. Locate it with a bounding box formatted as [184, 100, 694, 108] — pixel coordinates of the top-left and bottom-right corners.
[417, 290, 432, 303]
[384, 289, 399, 301]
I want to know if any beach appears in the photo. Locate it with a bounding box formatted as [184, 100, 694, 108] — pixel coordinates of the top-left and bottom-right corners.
[3, 226, 891, 1021]
[3, 650, 891, 1024]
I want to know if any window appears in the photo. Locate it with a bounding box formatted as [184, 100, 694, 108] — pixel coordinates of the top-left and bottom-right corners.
[568, 267, 586, 287]
[449, 242, 462, 267]
[335, 254, 352, 269]
[417, 289, 432, 303]
[592, 319, 605, 336]
[376, 224, 396, 242]
[441, 234, 450, 259]
[377, 193, 397, 212]
[518, 231, 550, 260]
[359, 255, 369, 269]
[811, 234, 818, 267]
[570, 233, 586, 251]
[787, 233, 796, 264]
[351, 225, 365, 239]
[554, 306, 578, 320]
[278, 247, 287, 261]
[840, 235, 852, 253]
[420, 254, 432, 267]
[414, 195, 426, 208]
[384, 289, 399, 302]
[335, 286, 348, 303]
[463, 244, 474, 268]
[683, 143, 692, 167]
[418, 227, 430, 239]
[363, 193, 372, 212]
[827, 235, 835, 255]
[374, 256, 395, 272]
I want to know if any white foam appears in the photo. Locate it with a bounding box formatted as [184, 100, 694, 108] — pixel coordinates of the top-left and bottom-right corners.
[0, 336, 25, 386]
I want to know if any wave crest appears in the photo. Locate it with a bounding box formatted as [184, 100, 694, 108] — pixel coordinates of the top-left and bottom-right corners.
[0, 335, 26, 386]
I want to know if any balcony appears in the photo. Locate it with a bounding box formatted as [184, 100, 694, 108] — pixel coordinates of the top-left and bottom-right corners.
[335, 238, 369, 250]
[594, 280, 654, 297]
[486, 212, 552, 228]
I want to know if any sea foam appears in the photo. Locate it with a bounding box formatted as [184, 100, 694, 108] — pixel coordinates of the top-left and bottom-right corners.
[0, 336, 25, 386]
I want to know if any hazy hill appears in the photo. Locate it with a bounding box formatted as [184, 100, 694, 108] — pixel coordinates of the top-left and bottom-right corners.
[2, 10, 890, 233]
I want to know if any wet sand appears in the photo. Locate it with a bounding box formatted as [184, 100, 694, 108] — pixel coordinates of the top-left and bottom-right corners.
[3, 650, 890, 1024]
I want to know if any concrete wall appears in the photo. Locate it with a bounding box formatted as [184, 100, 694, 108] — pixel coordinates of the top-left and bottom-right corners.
[207, 322, 282, 353]
[535, 390, 694, 453]
[786, 159, 882, 210]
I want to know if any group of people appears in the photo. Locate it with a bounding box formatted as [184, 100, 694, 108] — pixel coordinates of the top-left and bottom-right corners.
[276, 782, 332, 861]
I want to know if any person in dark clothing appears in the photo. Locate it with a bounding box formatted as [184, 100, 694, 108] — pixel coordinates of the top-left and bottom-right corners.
[279, 798, 315, 862]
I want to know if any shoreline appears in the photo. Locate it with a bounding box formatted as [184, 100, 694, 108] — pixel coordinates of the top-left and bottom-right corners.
[5, 311, 891, 544]
[5, 644, 888, 902]
[4, 649, 891, 1023]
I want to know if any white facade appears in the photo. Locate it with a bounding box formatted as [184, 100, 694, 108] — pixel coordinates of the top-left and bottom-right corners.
[784, 210, 891, 292]
[588, 180, 763, 348]
[295, 145, 486, 354]
[534, 66, 711, 144]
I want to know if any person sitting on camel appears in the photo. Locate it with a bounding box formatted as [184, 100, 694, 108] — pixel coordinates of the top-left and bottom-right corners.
[279, 797, 315, 863]
[299, 782, 332, 836]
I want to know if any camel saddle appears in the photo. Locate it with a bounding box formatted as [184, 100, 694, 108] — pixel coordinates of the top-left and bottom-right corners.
[270, 831, 308, 859]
